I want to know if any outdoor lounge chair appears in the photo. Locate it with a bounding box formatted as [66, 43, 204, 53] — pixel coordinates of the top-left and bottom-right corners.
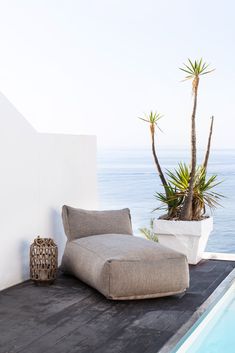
[61, 206, 189, 300]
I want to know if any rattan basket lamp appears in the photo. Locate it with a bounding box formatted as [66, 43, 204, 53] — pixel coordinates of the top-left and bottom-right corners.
[30, 236, 58, 284]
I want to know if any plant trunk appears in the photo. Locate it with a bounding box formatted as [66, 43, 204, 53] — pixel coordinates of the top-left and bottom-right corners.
[150, 125, 168, 192]
[192, 196, 204, 220]
[203, 116, 214, 171]
[180, 78, 199, 220]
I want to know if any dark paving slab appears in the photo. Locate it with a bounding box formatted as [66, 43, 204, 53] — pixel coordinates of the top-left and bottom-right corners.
[0, 260, 234, 353]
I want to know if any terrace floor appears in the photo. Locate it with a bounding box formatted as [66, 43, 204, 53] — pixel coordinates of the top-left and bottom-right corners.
[1, 259, 235, 353]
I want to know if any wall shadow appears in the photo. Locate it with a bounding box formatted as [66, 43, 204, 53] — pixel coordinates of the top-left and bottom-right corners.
[20, 239, 31, 281]
[51, 208, 66, 264]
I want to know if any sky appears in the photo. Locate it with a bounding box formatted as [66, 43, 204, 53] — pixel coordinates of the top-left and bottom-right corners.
[0, 0, 234, 149]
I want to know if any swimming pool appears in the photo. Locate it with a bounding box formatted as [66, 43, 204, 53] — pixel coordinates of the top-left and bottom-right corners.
[172, 280, 235, 353]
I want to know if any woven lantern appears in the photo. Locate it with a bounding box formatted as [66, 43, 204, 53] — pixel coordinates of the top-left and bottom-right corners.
[30, 236, 58, 283]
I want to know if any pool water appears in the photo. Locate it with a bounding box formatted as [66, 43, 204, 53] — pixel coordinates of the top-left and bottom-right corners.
[173, 281, 235, 353]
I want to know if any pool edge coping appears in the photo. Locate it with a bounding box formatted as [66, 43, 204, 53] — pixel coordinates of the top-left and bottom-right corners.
[158, 265, 235, 353]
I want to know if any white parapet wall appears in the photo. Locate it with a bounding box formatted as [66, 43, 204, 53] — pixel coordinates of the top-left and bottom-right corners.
[0, 92, 98, 290]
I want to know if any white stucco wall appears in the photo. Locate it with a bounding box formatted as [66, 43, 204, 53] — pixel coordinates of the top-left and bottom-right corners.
[0, 93, 97, 290]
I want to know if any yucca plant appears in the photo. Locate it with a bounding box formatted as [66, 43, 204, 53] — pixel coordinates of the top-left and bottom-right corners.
[154, 184, 184, 219]
[154, 163, 223, 220]
[139, 112, 168, 195]
[179, 59, 215, 220]
[139, 59, 220, 221]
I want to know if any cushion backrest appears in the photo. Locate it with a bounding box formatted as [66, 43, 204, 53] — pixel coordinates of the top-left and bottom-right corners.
[62, 205, 133, 241]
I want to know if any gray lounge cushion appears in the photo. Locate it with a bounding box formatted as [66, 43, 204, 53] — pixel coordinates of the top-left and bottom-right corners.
[61, 234, 189, 300]
[62, 206, 133, 241]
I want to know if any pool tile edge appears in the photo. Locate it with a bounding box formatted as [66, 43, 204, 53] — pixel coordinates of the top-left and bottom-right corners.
[158, 267, 235, 353]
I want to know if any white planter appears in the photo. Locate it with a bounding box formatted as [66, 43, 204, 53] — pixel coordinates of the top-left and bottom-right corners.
[153, 217, 213, 265]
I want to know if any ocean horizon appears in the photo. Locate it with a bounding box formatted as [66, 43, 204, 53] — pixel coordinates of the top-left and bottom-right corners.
[98, 148, 235, 253]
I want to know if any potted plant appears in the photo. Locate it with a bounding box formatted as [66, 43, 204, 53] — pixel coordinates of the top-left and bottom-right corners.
[140, 59, 222, 264]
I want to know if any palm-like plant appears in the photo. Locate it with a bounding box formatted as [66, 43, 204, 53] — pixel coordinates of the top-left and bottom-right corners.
[203, 116, 214, 170]
[139, 59, 220, 221]
[139, 112, 169, 196]
[179, 59, 215, 220]
[154, 184, 184, 219]
[155, 164, 223, 220]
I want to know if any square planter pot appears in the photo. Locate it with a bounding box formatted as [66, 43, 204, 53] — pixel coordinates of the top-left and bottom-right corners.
[153, 217, 213, 265]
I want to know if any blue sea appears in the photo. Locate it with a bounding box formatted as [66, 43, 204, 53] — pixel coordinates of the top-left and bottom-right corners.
[98, 148, 235, 253]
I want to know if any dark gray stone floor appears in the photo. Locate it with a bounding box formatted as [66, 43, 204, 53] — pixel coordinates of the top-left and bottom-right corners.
[1, 260, 235, 353]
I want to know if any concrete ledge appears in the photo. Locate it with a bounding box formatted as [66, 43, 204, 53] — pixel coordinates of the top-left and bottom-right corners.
[202, 252, 235, 261]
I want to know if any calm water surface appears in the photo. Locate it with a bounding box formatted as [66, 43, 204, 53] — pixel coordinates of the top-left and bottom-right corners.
[98, 148, 235, 253]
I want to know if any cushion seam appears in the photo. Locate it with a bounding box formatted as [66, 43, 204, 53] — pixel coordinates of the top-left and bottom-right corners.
[108, 257, 186, 263]
[109, 289, 187, 299]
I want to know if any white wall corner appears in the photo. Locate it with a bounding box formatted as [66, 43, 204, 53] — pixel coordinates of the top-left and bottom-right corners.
[0, 92, 98, 290]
